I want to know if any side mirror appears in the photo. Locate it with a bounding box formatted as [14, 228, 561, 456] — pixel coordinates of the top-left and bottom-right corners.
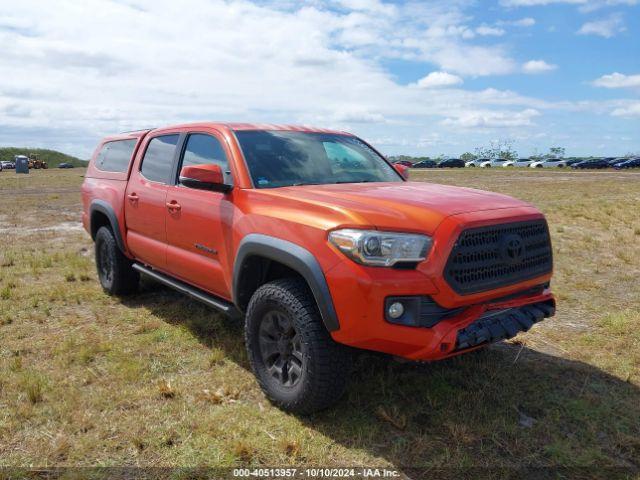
[393, 163, 409, 180]
[179, 164, 232, 193]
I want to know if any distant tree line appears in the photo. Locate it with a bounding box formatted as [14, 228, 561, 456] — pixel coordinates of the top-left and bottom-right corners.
[388, 140, 574, 164]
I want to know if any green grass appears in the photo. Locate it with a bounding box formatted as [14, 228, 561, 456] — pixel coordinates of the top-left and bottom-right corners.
[0, 168, 638, 470]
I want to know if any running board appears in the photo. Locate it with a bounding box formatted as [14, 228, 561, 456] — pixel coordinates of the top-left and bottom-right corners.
[132, 263, 241, 319]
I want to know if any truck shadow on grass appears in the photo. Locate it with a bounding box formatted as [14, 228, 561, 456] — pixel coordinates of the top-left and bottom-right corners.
[123, 281, 640, 471]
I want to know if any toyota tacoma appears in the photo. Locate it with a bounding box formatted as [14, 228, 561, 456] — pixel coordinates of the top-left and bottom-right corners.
[81, 122, 555, 413]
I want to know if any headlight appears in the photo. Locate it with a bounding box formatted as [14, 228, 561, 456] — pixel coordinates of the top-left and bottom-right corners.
[328, 229, 432, 267]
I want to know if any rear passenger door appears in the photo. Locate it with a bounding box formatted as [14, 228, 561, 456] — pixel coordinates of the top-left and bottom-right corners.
[125, 134, 180, 270]
[164, 132, 234, 298]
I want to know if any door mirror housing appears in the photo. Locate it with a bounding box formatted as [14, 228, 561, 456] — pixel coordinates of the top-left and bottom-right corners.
[179, 164, 232, 192]
[393, 163, 409, 180]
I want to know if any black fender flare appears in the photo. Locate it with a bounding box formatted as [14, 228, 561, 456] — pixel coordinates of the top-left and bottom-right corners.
[233, 234, 340, 332]
[89, 200, 126, 253]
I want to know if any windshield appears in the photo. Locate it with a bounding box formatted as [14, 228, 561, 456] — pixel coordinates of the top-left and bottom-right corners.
[235, 131, 402, 188]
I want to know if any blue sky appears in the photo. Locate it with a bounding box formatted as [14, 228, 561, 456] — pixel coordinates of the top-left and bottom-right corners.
[0, 0, 638, 158]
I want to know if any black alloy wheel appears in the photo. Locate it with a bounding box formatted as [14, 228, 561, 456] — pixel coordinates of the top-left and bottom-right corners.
[258, 310, 304, 387]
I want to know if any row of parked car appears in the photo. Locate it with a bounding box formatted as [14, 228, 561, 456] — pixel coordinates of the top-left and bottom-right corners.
[0, 160, 16, 171]
[394, 156, 640, 170]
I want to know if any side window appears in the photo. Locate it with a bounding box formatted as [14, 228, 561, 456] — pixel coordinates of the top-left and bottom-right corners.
[179, 133, 232, 185]
[140, 134, 179, 183]
[96, 139, 137, 173]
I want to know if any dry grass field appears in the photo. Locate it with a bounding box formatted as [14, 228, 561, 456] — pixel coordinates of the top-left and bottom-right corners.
[0, 168, 639, 473]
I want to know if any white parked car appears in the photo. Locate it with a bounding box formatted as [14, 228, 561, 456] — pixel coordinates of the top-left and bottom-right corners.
[529, 158, 567, 168]
[512, 158, 533, 167]
[480, 158, 512, 168]
[465, 158, 489, 167]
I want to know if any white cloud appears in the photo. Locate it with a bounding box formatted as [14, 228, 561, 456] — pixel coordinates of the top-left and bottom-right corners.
[332, 0, 396, 14]
[0, 0, 537, 157]
[578, 0, 638, 12]
[495, 17, 536, 27]
[442, 108, 541, 128]
[592, 72, 640, 88]
[430, 44, 517, 76]
[611, 102, 640, 117]
[577, 13, 625, 37]
[500, 0, 637, 9]
[476, 25, 506, 36]
[0, 0, 637, 158]
[522, 59, 558, 73]
[415, 72, 463, 89]
[511, 17, 536, 26]
[331, 110, 386, 123]
[501, 0, 581, 5]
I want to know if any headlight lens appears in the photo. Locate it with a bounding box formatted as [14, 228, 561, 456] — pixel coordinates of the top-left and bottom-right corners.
[328, 229, 432, 266]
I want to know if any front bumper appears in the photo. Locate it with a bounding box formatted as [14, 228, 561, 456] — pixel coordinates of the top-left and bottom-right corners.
[328, 269, 554, 361]
[325, 207, 554, 361]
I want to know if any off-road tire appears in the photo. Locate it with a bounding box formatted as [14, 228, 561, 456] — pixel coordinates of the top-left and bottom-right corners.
[245, 278, 352, 414]
[95, 226, 139, 295]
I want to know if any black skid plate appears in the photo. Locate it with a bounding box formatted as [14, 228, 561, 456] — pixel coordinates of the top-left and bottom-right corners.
[455, 301, 555, 351]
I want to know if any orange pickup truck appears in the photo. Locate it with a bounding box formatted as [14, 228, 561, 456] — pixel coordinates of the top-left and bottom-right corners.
[81, 122, 555, 413]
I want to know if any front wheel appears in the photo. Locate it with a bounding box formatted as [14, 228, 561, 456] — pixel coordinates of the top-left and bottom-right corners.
[245, 278, 352, 414]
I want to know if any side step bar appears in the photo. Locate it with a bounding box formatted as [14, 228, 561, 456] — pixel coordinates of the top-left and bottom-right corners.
[132, 263, 242, 319]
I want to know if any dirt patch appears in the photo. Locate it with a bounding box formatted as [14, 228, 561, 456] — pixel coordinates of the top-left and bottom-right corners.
[1, 221, 84, 236]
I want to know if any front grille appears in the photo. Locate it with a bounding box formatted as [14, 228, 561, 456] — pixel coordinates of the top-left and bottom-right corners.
[444, 220, 552, 295]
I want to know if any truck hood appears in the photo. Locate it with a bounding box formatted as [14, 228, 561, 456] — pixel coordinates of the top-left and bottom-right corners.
[265, 181, 532, 234]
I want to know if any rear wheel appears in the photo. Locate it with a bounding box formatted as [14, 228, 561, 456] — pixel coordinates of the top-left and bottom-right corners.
[245, 278, 352, 414]
[95, 226, 139, 295]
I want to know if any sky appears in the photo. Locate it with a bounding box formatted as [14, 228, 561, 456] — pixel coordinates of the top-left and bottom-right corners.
[0, 0, 638, 159]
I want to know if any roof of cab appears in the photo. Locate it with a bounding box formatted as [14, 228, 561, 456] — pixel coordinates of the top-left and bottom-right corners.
[226, 123, 347, 134]
[144, 122, 350, 136]
[101, 129, 153, 144]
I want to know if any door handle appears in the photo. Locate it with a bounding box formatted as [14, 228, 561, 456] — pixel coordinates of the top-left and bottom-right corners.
[166, 201, 181, 212]
[127, 193, 138, 201]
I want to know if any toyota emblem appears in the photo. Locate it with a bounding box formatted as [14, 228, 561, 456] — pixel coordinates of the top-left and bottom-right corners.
[500, 233, 524, 264]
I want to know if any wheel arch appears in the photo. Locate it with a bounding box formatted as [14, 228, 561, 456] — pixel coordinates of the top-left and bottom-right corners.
[89, 200, 126, 253]
[233, 234, 340, 332]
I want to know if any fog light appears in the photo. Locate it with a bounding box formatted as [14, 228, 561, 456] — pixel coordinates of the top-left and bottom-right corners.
[388, 302, 404, 319]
